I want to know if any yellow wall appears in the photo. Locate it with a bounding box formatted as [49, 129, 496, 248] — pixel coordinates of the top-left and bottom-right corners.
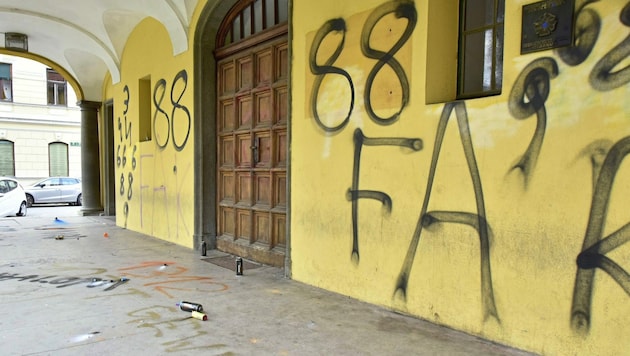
[291, 0, 630, 355]
[103, 16, 196, 247]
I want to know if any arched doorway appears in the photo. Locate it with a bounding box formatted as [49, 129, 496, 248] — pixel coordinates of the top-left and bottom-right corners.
[195, 0, 289, 268]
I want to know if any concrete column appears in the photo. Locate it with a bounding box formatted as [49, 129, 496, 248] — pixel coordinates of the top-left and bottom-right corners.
[78, 100, 103, 215]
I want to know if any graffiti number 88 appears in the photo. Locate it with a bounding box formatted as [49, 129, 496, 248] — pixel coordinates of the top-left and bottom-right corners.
[309, 1, 417, 132]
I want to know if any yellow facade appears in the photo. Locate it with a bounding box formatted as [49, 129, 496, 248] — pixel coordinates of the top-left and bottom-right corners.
[290, 0, 630, 355]
[104, 16, 196, 247]
[97, 0, 630, 354]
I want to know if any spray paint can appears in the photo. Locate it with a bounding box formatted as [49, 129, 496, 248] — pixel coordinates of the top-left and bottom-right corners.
[201, 241, 207, 256]
[191, 311, 208, 321]
[236, 257, 243, 276]
[177, 301, 203, 312]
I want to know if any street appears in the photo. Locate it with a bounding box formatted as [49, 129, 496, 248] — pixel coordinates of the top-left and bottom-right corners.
[24, 204, 83, 218]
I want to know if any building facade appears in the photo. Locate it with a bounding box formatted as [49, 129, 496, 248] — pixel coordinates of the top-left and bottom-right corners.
[0, 54, 81, 183]
[2, 0, 629, 354]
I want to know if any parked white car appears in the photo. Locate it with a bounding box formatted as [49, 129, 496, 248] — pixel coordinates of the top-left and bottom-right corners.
[24, 177, 82, 207]
[0, 177, 27, 217]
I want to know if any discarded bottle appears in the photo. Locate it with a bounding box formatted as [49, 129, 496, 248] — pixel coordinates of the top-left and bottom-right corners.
[191, 311, 208, 321]
[177, 301, 203, 312]
[236, 257, 243, 276]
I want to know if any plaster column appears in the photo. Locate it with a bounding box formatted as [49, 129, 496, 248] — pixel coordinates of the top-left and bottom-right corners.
[78, 100, 103, 215]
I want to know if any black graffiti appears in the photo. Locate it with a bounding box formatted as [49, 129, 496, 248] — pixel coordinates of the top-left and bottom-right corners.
[171, 70, 191, 151]
[361, 0, 416, 125]
[122, 84, 130, 115]
[119, 172, 134, 200]
[309, 18, 354, 133]
[571, 136, 630, 334]
[117, 90, 135, 201]
[509, 4, 629, 187]
[509, 4, 630, 333]
[555, 0, 601, 66]
[127, 172, 134, 200]
[154, 78, 170, 148]
[120, 173, 125, 196]
[118, 115, 132, 143]
[117, 84, 135, 229]
[118, 85, 131, 143]
[132, 145, 137, 170]
[0, 272, 121, 290]
[117, 116, 133, 169]
[507, 57, 559, 188]
[589, 2, 630, 91]
[309, 0, 629, 329]
[153, 70, 191, 151]
[309, 0, 415, 133]
[575, 139, 613, 193]
[394, 102, 499, 322]
[347, 128, 422, 260]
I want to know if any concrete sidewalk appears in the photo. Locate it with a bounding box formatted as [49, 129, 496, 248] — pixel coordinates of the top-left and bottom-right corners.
[0, 214, 536, 356]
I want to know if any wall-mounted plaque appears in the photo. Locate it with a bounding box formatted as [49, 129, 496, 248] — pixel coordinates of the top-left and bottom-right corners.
[521, 0, 574, 54]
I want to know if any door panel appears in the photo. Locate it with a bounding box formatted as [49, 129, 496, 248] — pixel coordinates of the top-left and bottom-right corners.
[216, 36, 287, 267]
[219, 172, 234, 203]
[236, 134, 252, 167]
[219, 207, 235, 237]
[255, 133, 271, 168]
[236, 209, 251, 240]
[219, 137, 234, 167]
[238, 96, 253, 129]
[255, 92, 272, 127]
[219, 100, 235, 132]
[254, 172, 271, 207]
[256, 49, 272, 85]
[272, 213, 286, 247]
[220, 63, 235, 95]
[237, 58, 252, 91]
[236, 172, 252, 205]
[273, 173, 286, 207]
[253, 211, 271, 244]
[274, 129, 287, 166]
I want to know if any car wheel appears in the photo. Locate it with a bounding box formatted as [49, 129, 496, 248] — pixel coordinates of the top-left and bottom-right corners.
[26, 194, 34, 208]
[77, 194, 83, 206]
[17, 201, 27, 217]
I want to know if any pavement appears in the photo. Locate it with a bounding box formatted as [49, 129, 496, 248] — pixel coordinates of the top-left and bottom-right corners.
[0, 212, 537, 356]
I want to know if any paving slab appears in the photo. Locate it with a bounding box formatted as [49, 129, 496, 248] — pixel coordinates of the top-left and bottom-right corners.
[0, 214, 537, 355]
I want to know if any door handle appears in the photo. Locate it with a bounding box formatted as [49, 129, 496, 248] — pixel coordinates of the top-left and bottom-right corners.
[250, 138, 259, 165]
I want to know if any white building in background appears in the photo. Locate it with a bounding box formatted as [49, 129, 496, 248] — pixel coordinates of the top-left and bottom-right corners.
[0, 54, 81, 184]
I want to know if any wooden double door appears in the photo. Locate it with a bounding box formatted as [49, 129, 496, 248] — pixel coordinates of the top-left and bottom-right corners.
[216, 35, 288, 267]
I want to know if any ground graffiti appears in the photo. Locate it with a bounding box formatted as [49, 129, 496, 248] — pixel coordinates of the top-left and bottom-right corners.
[0, 261, 229, 297]
[118, 260, 229, 298]
[1, 262, 233, 353]
[127, 305, 233, 353]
